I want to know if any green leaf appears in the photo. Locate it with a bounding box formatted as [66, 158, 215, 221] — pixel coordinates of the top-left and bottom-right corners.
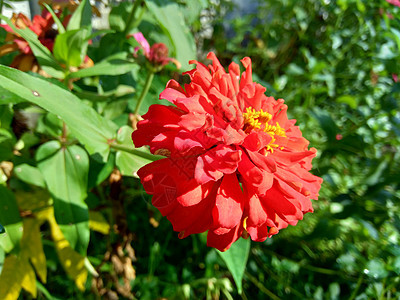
[218, 238, 250, 294]
[0, 14, 64, 78]
[14, 164, 46, 188]
[88, 152, 115, 189]
[36, 141, 90, 254]
[68, 58, 139, 78]
[36, 112, 64, 138]
[0, 128, 15, 161]
[115, 126, 155, 176]
[311, 107, 339, 142]
[364, 158, 389, 186]
[53, 28, 90, 67]
[0, 104, 13, 129]
[42, 3, 65, 34]
[67, 0, 92, 31]
[365, 259, 389, 280]
[109, 2, 133, 32]
[0, 86, 25, 104]
[0, 65, 118, 160]
[336, 95, 358, 109]
[146, 0, 197, 71]
[356, 0, 366, 13]
[73, 84, 135, 102]
[0, 186, 23, 253]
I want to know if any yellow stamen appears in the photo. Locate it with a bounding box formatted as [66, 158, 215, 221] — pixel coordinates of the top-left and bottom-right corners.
[242, 107, 286, 154]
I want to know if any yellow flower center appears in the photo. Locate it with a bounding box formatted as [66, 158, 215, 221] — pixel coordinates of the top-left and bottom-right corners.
[243, 107, 286, 153]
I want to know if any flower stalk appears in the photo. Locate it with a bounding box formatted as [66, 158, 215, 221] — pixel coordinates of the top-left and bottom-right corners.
[110, 142, 162, 161]
[133, 71, 154, 115]
[123, 0, 144, 36]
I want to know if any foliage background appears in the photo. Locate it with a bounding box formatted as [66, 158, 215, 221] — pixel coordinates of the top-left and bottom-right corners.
[0, 0, 399, 299]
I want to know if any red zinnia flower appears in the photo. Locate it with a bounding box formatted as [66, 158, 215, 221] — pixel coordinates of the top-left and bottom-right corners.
[132, 53, 323, 251]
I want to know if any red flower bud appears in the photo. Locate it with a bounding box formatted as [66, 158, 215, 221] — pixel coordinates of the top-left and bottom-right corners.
[149, 43, 170, 66]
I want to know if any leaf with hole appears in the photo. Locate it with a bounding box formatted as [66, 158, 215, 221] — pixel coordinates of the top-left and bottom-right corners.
[0, 65, 118, 160]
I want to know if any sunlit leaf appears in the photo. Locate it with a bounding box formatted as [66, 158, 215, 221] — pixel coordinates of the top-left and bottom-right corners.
[67, 0, 92, 31]
[43, 207, 88, 290]
[89, 211, 110, 235]
[68, 58, 139, 78]
[115, 125, 154, 176]
[13, 164, 45, 188]
[0, 255, 23, 300]
[53, 28, 90, 67]
[37, 141, 90, 254]
[146, 0, 196, 71]
[21, 218, 47, 283]
[218, 238, 250, 294]
[20, 262, 37, 298]
[336, 95, 358, 109]
[0, 65, 118, 160]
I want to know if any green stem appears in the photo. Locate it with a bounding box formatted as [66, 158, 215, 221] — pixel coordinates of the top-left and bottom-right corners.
[349, 274, 363, 300]
[134, 71, 154, 115]
[123, 0, 144, 35]
[131, 4, 146, 29]
[252, 253, 306, 298]
[245, 272, 281, 300]
[0, 0, 3, 16]
[110, 142, 163, 161]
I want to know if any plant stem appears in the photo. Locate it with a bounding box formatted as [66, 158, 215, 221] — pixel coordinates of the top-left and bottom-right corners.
[124, 0, 144, 35]
[0, 0, 3, 16]
[110, 142, 163, 161]
[131, 4, 146, 29]
[348, 274, 363, 300]
[245, 272, 281, 300]
[134, 71, 154, 115]
[252, 253, 306, 299]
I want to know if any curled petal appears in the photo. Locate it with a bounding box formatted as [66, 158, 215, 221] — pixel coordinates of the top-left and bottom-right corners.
[207, 221, 244, 252]
[212, 174, 244, 230]
[195, 145, 241, 184]
[238, 152, 273, 194]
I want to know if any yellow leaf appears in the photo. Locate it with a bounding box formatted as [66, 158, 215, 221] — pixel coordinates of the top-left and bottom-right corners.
[46, 207, 88, 290]
[21, 262, 37, 298]
[34, 206, 53, 223]
[0, 255, 23, 300]
[15, 189, 51, 212]
[21, 218, 47, 283]
[89, 211, 110, 235]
